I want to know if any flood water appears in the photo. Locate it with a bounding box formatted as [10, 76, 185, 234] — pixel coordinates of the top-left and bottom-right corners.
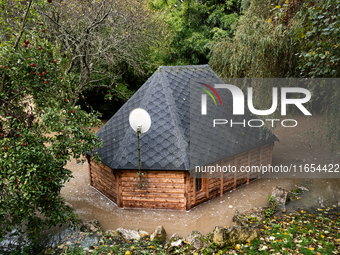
[1, 114, 340, 252]
[62, 114, 340, 237]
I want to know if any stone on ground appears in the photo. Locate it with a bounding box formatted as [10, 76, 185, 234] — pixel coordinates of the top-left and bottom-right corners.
[212, 226, 258, 247]
[271, 187, 289, 205]
[106, 228, 148, 240]
[187, 231, 206, 249]
[79, 219, 103, 232]
[233, 208, 265, 227]
[167, 233, 186, 248]
[150, 226, 167, 242]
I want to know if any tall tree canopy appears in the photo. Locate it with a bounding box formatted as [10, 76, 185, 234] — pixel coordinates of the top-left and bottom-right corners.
[209, 0, 339, 78]
[150, 0, 242, 65]
[0, 0, 164, 242]
[0, 33, 102, 243]
[1, 0, 165, 118]
[39, 0, 163, 100]
[39, 0, 164, 117]
[209, 0, 340, 151]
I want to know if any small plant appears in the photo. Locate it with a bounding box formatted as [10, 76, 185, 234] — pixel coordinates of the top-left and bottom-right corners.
[246, 216, 259, 222]
[291, 188, 302, 194]
[267, 195, 276, 205]
[264, 195, 279, 218]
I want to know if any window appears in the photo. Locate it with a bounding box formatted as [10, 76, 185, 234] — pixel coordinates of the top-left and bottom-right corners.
[196, 178, 203, 192]
[195, 172, 205, 193]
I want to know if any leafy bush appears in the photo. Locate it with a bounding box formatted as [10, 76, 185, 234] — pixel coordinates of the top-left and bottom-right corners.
[0, 35, 102, 241]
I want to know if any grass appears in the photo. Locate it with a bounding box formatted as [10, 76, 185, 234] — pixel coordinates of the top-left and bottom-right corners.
[223, 206, 340, 254]
[38, 205, 340, 255]
[42, 235, 168, 255]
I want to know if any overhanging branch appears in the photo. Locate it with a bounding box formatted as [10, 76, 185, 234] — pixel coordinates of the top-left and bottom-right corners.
[13, 0, 34, 49]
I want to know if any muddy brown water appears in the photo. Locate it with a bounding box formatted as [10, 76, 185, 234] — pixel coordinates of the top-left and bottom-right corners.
[62, 114, 340, 237]
[1, 114, 340, 252]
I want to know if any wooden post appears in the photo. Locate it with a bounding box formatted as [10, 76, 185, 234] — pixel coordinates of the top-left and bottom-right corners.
[116, 171, 122, 207]
[185, 172, 191, 210]
[192, 176, 196, 206]
[206, 175, 209, 199]
[220, 170, 224, 197]
[247, 150, 250, 184]
[233, 156, 237, 190]
[86, 154, 92, 186]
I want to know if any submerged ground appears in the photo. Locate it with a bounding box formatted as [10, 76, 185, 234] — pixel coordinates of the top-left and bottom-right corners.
[1, 114, 340, 253]
[42, 205, 340, 254]
[60, 114, 339, 237]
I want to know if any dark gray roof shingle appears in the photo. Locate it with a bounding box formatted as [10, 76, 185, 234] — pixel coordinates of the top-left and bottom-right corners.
[91, 65, 277, 171]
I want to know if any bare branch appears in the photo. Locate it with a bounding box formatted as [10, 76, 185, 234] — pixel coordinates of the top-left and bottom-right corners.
[36, 0, 165, 99]
[39, 11, 78, 43]
[93, 1, 106, 24]
[87, 75, 118, 84]
[1, 74, 5, 93]
[13, 0, 34, 49]
[87, 6, 112, 32]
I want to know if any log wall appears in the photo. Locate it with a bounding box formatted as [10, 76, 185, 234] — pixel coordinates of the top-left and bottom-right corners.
[188, 142, 274, 209]
[87, 142, 274, 211]
[87, 155, 118, 203]
[87, 157, 187, 210]
[119, 170, 187, 210]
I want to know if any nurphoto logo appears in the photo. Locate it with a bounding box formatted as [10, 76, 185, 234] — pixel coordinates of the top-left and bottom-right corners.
[199, 84, 312, 128]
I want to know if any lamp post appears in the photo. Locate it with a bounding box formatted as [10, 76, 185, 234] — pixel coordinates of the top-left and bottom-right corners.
[136, 126, 145, 188]
[129, 108, 151, 189]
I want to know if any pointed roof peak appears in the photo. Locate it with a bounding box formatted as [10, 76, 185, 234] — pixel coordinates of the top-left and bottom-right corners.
[93, 65, 277, 171]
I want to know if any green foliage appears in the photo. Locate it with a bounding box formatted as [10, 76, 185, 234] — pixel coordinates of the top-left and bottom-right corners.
[296, 0, 340, 77]
[77, 63, 152, 119]
[264, 195, 279, 218]
[10, 246, 30, 255]
[42, 234, 168, 255]
[291, 188, 302, 194]
[0, 0, 38, 42]
[209, 0, 340, 151]
[209, 0, 301, 78]
[0, 34, 102, 241]
[151, 0, 242, 65]
[0, 0, 165, 119]
[210, 0, 339, 78]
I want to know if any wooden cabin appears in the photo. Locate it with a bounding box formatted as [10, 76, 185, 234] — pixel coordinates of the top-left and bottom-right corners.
[87, 65, 277, 210]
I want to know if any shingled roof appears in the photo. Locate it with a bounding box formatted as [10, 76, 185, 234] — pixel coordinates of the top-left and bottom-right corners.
[91, 65, 277, 171]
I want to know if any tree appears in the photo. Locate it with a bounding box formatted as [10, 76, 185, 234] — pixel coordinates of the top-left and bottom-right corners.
[0, 0, 102, 241]
[209, 0, 340, 151]
[150, 0, 242, 65]
[209, 0, 301, 78]
[295, 0, 339, 78]
[36, 0, 164, 104]
[1, 0, 166, 117]
[0, 0, 39, 42]
[209, 0, 339, 78]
